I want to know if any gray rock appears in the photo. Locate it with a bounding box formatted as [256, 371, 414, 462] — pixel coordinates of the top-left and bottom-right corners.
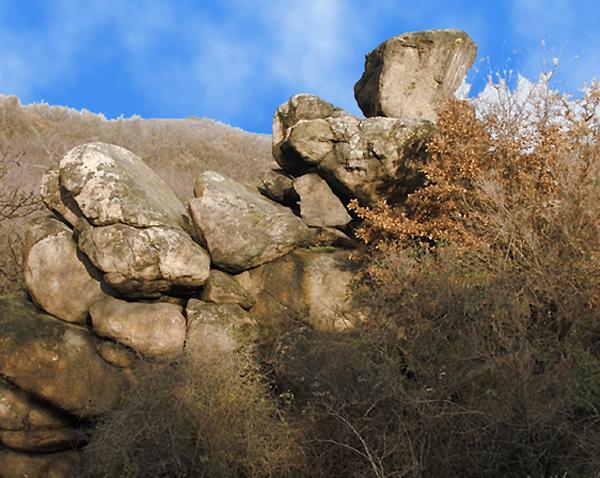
[57, 142, 191, 231]
[90, 297, 186, 361]
[200, 269, 254, 310]
[259, 169, 299, 206]
[354, 29, 477, 121]
[78, 223, 210, 298]
[185, 300, 257, 356]
[0, 296, 128, 417]
[274, 102, 434, 205]
[0, 449, 79, 478]
[293, 174, 351, 227]
[23, 216, 112, 324]
[188, 172, 311, 272]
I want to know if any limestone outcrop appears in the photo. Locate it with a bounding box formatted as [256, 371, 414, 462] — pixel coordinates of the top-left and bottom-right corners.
[0, 29, 478, 472]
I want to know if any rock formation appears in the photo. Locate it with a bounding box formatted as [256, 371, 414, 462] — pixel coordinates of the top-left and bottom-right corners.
[0, 28, 476, 476]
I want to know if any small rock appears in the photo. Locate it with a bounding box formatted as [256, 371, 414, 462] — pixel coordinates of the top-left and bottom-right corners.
[200, 270, 254, 310]
[294, 174, 351, 227]
[90, 297, 186, 361]
[259, 169, 299, 206]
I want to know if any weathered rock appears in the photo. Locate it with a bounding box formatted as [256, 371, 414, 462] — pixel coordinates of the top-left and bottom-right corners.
[0, 449, 79, 478]
[39, 166, 80, 227]
[188, 172, 311, 272]
[185, 300, 257, 356]
[78, 223, 210, 298]
[200, 270, 254, 310]
[293, 174, 351, 227]
[274, 102, 434, 205]
[56, 142, 191, 231]
[90, 297, 186, 361]
[259, 169, 299, 206]
[0, 379, 80, 452]
[0, 379, 69, 432]
[272, 94, 336, 174]
[23, 216, 112, 324]
[96, 341, 137, 368]
[0, 296, 128, 417]
[354, 29, 477, 121]
[236, 249, 362, 331]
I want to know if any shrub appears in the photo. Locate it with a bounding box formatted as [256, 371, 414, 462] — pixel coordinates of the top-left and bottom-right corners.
[292, 76, 600, 477]
[78, 349, 303, 478]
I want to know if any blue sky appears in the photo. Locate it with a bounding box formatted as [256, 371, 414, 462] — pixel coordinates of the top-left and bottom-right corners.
[1, 0, 599, 133]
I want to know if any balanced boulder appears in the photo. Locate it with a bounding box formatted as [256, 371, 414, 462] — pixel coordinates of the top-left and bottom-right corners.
[188, 172, 311, 272]
[354, 29, 477, 121]
[56, 142, 191, 230]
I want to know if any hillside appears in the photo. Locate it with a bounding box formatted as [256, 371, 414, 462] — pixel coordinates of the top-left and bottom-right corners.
[0, 95, 276, 201]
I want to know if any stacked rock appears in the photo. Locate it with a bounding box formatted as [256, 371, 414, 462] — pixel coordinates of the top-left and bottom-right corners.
[0, 29, 476, 476]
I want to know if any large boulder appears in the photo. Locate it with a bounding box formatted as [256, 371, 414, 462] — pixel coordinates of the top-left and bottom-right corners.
[42, 142, 212, 298]
[0, 296, 128, 417]
[354, 29, 477, 121]
[77, 223, 210, 298]
[235, 249, 362, 332]
[0, 449, 79, 478]
[23, 216, 112, 324]
[55, 142, 191, 230]
[293, 174, 351, 227]
[185, 300, 257, 356]
[188, 172, 311, 272]
[273, 97, 433, 205]
[89, 297, 186, 361]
